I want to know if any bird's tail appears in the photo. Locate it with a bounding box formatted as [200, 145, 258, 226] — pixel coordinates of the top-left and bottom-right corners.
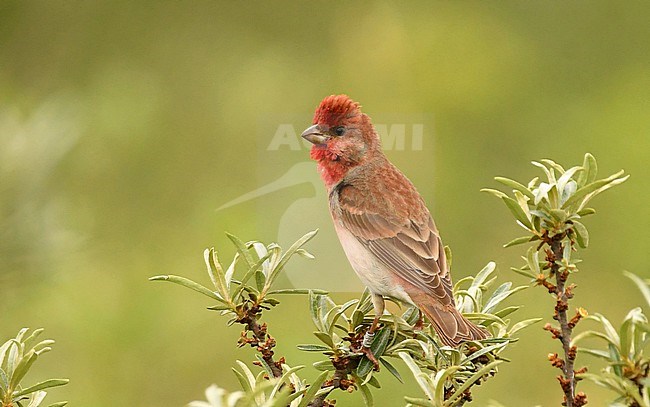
[420, 302, 489, 347]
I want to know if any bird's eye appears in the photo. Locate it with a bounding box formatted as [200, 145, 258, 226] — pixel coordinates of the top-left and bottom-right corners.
[333, 126, 345, 136]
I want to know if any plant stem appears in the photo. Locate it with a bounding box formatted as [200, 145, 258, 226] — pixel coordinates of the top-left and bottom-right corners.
[238, 305, 284, 378]
[550, 236, 576, 406]
[308, 358, 353, 407]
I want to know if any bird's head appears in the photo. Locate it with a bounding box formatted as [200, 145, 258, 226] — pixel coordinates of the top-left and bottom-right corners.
[301, 95, 381, 186]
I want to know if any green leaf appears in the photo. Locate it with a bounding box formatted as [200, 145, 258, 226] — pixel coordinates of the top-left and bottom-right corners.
[266, 230, 318, 289]
[525, 246, 541, 275]
[297, 371, 330, 407]
[494, 177, 535, 199]
[9, 349, 37, 390]
[0, 367, 8, 397]
[231, 252, 272, 300]
[577, 207, 596, 217]
[13, 378, 69, 397]
[508, 318, 543, 336]
[267, 288, 328, 295]
[254, 354, 275, 377]
[398, 352, 435, 401]
[296, 344, 331, 352]
[510, 266, 537, 280]
[26, 391, 47, 407]
[313, 331, 335, 348]
[403, 397, 434, 407]
[572, 221, 589, 248]
[233, 361, 255, 393]
[204, 248, 230, 301]
[579, 347, 611, 361]
[501, 196, 533, 230]
[225, 233, 256, 268]
[493, 305, 521, 319]
[470, 262, 497, 291]
[541, 159, 566, 174]
[624, 271, 650, 308]
[446, 361, 503, 405]
[45, 403, 68, 407]
[480, 188, 508, 199]
[312, 360, 335, 371]
[358, 380, 374, 406]
[148, 275, 227, 303]
[255, 268, 266, 292]
[402, 307, 420, 325]
[503, 235, 537, 248]
[561, 170, 626, 209]
[483, 284, 528, 314]
[269, 365, 304, 400]
[548, 208, 567, 223]
[433, 366, 462, 403]
[326, 300, 358, 336]
[22, 329, 45, 349]
[532, 160, 556, 183]
[577, 153, 598, 186]
[379, 357, 403, 384]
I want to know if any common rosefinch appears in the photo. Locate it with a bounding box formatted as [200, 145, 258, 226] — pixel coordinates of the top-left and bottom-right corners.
[301, 95, 488, 356]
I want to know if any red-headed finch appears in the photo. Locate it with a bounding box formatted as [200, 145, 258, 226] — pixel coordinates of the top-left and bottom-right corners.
[301, 95, 488, 358]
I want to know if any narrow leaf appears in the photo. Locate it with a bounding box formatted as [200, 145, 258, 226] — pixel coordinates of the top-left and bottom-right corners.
[494, 177, 535, 199]
[572, 221, 589, 248]
[13, 378, 69, 397]
[501, 196, 533, 230]
[149, 275, 226, 303]
[297, 371, 329, 407]
[379, 357, 403, 384]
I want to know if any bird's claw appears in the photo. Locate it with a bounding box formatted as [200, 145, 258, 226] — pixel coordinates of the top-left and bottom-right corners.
[360, 330, 380, 370]
[361, 346, 380, 371]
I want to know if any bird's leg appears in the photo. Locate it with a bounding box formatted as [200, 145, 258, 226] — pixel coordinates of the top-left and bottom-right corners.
[413, 309, 425, 331]
[361, 294, 384, 370]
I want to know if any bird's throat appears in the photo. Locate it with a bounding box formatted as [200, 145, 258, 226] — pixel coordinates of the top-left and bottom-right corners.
[311, 147, 351, 188]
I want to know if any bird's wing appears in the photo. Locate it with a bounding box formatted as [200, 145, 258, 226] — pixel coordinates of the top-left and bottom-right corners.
[335, 183, 453, 305]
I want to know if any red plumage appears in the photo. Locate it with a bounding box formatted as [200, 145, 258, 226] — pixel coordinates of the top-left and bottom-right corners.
[312, 94, 361, 127]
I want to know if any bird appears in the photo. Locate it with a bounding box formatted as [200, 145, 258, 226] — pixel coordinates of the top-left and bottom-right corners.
[301, 95, 488, 358]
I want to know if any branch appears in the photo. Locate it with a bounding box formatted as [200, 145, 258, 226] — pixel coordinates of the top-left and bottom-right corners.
[308, 357, 354, 407]
[544, 233, 587, 407]
[237, 303, 284, 378]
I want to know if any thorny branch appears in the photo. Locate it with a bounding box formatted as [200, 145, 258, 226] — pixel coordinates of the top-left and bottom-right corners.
[308, 358, 355, 407]
[236, 302, 284, 378]
[541, 232, 587, 407]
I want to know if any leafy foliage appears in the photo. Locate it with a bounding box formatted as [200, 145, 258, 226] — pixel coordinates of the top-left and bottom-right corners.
[188, 362, 331, 407]
[483, 153, 628, 249]
[0, 328, 69, 407]
[152, 231, 537, 406]
[574, 272, 650, 406]
[485, 153, 629, 407]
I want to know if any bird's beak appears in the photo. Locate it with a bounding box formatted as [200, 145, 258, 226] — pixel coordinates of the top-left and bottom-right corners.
[301, 124, 329, 146]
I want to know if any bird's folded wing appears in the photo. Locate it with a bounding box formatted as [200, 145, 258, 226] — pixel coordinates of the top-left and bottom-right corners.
[336, 187, 453, 305]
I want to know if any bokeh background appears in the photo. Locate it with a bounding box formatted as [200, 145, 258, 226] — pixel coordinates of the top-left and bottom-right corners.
[2, 1, 649, 405]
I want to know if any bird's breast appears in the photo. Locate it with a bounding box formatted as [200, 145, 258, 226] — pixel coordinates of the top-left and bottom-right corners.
[333, 221, 413, 305]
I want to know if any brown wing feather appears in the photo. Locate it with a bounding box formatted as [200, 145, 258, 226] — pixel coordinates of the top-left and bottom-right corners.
[336, 183, 454, 305]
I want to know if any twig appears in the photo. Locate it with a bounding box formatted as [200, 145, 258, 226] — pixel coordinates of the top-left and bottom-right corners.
[308, 357, 354, 407]
[544, 234, 587, 407]
[237, 303, 284, 378]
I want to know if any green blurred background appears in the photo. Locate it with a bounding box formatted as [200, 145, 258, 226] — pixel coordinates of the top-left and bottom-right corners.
[1, 1, 649, 405]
